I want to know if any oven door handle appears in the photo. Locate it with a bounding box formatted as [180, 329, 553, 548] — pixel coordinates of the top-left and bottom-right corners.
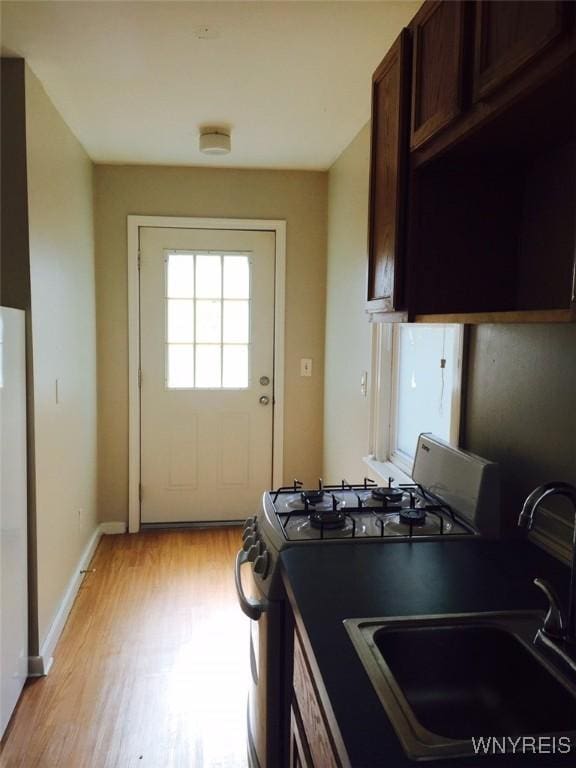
[235, 549, 267, 621]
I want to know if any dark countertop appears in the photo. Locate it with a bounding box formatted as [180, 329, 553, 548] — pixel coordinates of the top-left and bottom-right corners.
[280, 538, 573, 768]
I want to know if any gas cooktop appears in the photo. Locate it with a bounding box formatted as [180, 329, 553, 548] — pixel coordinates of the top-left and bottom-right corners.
[269, 479, 474, 541]
[258, 434, 500, 549]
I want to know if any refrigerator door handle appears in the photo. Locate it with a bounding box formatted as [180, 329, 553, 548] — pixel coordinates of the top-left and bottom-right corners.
[235, 549, 267, 621]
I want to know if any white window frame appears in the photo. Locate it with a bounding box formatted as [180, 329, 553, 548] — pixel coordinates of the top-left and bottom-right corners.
[367, 323, 464, 480]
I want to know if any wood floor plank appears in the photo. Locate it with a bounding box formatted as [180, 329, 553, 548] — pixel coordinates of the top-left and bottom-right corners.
[0, 528, 251, 768]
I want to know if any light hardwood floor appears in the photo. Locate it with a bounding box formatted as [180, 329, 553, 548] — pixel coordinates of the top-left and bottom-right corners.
[0, 528, 251, 768]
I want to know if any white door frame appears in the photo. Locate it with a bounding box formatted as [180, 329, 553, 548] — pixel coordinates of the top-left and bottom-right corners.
[127, 215, 286, 533]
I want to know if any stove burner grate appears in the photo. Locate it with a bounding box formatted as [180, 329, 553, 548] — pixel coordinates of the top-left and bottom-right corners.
[271, 477, 471, 541]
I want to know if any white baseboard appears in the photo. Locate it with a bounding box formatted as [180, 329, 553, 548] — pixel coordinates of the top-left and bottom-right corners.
[100, 521, 127, 535]
[28, 520, 126, 678]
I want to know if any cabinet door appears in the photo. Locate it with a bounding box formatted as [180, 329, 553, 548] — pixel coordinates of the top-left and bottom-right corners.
[473, 1, 571, 101]
[367, 29, 411, 312]
[410, 0, 467, 150]
[292, 631, 340, 767]
[290, 703, 314, 768]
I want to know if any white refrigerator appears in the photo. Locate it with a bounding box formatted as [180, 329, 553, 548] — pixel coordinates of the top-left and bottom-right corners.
[0, 307, 28, 737]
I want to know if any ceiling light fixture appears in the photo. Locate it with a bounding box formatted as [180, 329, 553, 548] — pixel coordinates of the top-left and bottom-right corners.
[199, 128, 231, 155]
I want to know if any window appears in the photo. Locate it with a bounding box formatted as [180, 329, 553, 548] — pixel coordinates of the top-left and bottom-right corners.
[165, 252, 251, 389]
[370, 323, 464, 475]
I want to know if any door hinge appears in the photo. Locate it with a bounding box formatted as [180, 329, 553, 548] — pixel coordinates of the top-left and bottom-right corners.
[138, 368, 142, 388]
[139, 483, 143, 502]
[137, 250, 141, 270]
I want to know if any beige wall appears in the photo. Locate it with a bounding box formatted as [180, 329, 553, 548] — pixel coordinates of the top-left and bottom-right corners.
[25, 67, 98, 648]
[94, 165, 327, 523]
[323, 123, 373, 480]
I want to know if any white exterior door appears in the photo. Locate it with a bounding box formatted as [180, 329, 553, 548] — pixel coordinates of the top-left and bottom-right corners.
[139, 227, 275, 524]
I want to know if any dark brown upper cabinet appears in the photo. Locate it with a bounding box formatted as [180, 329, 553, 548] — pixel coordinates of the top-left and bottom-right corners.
[473, 1, 571, 102]
[409, 0, 468, 150]
[367, 29, 411, 314]
[368, 0, 576, 324]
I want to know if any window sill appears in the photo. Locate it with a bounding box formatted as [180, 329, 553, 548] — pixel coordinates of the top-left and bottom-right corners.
[362, 455, 413, 486]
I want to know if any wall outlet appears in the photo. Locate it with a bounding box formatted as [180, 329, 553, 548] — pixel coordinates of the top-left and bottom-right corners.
[300, 358, 312, 377]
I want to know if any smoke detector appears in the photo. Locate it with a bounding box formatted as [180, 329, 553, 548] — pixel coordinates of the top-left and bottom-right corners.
[199, 128, 231, 155]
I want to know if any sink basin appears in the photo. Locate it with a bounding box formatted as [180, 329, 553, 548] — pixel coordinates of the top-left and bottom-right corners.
[344, 611, 576, 760]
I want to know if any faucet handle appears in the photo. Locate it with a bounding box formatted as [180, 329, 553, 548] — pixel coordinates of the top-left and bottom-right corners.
[534, 578, 566, 640]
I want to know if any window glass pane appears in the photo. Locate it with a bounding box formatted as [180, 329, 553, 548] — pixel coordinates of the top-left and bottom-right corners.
[167, 299, 194, 343]
[396, 325, 457, 458]
[196, 254, 221, 298]
[167, 344, 194, 388]
[195, 300, 221, 343]
[223, 345, 248, 388]
[167, 254, 194, 298]
[223, 256, 250, 299]
[223, 301, 249, 344]
[196, 345, 221, 387]
[165, 253, 252, 390]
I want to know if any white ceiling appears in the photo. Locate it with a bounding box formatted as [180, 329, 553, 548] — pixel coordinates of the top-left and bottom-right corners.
[1, 1, 420, 170]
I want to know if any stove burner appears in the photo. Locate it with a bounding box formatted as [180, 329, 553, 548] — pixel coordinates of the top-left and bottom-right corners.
[399, 507, 427, 526]
[301, 489, 324, 505]
[372, 487, 404, 503]
[309, 508, 347, 530]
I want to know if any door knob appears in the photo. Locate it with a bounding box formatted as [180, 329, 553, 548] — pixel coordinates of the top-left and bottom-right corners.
[259, 395, 270, 406]
[259, 376, 270, 386]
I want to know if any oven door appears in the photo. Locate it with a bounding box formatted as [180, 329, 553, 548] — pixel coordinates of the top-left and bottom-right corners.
[235, 549, 287, 768]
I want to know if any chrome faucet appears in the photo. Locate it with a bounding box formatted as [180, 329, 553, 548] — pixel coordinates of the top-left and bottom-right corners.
[518, 482, 576, 658]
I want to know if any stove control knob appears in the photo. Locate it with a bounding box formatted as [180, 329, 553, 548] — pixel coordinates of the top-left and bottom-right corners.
[242, 516, 256, 533]
[247, 543, 261, 562]
[254, 551, 270, 578]
[242, 534, 256, 552]
[242, 523, 257, 542]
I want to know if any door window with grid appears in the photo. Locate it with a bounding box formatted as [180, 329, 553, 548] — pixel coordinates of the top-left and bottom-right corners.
[165, 252, 251, 389]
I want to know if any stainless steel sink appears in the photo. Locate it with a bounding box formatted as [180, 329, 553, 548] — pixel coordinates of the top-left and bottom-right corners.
[344, 611, 576, 760]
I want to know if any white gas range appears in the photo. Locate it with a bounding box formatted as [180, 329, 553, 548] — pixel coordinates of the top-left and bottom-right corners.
[236, 434, 500, 768]
[243, 435, 500, 596]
